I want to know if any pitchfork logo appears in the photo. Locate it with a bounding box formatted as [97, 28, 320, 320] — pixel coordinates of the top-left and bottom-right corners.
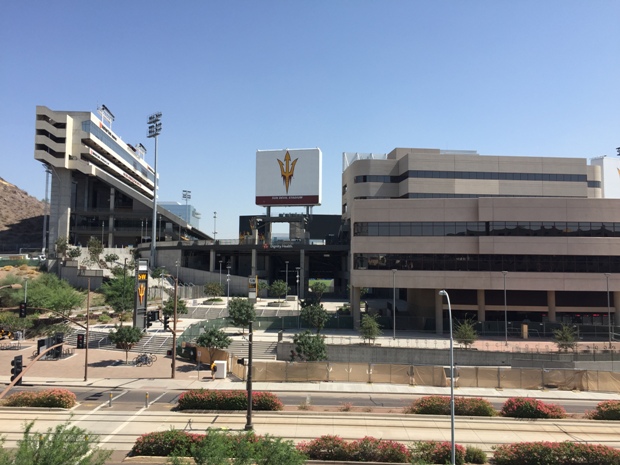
[277, 151, 298, 193]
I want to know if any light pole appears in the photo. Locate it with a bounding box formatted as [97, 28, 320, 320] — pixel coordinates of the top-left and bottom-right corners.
[605, 273, 612, 347]
[182, 190, 191, 224]
[227, 265, 231, 308]
[101, 220, 105, 246]
[24, 278, 28, 304]
[172, 276, 178, 379]
[392, 269, 397, 340]
[285, 261, 289, 298]
[245, 320, 254, 431]
[213, 212, 217, 241]
[503, 271, 508, 346]
[219, 260, 223, 286]
[85, 277, 90, 382]
[175, 260, 180, 281]
[438, 289, 456, 465]
[147, 111, 162, 266]
[296, 267, 300, 328]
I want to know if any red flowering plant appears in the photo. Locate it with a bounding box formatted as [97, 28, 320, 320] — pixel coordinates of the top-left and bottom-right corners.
[348, 436, 411, 463]
[3, 388, 76, 408]
[585, 399, 620, 420]
[500, 397, 566, 419]
[403, 395, 496, 416]
[296, 435, 351, 461]
[410, 441, 466, 465]
[131, 430, 204, 457]
[493, 441, 620, 465]
[176, 389, 283, 411]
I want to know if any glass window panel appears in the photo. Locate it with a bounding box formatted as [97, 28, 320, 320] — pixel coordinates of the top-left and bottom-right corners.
[399, 222, 411, 236]
[433, 223, 444, 236]
[411, 223, 422, 235]
[454, 222, 467, 236]
[422, 222, 433, 236]
[389, 222, 400, 236]
[368, 223, 379, 236]
[444, 222, 457, 236]
[378, 222, 390, 236]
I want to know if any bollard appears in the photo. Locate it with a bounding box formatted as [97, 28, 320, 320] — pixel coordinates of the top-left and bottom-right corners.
[145, 392, 149, 408]
[109, 392, 112, 408]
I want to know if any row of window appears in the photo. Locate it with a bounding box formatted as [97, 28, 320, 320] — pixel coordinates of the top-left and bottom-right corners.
[354, 253, 620, 274]
[82, 121, 155, 184]
[354, 221, 620, 237]
[354, 170, 592, 184]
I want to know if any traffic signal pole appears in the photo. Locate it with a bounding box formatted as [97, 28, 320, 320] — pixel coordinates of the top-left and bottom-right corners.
[0, 342, 64, 400]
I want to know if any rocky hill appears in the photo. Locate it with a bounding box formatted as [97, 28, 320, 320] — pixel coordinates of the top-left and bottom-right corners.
[0, 177, 46, 253]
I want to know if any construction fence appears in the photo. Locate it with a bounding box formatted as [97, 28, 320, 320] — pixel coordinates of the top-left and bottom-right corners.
[228, 360, 620, 393]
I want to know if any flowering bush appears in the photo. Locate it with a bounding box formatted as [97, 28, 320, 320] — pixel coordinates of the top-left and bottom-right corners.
[409, 441, 466, 465]
[500, 397, 566, 419]
[348, 436, 411, 463]
[585, 400, 620, 420]
[493, 441, 620, 465]
[3, 388, 76, 408]
[131, 430, 203, 457]
[403, 395, 496, 416]
[176, 389, 283, 411]
[296, 435, 350, 461]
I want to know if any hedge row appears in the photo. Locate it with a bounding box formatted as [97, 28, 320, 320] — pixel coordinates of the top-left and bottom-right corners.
[2, 388, 76, 409]
[493, 441, 620, 465]
[404, 396, 568, 419]
[132, 429, 305, 464]
[177, 389, 283, 411]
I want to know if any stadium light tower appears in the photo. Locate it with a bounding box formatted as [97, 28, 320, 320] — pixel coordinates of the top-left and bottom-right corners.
[182, 190, 191, 224]
[147, 112, 162, 266]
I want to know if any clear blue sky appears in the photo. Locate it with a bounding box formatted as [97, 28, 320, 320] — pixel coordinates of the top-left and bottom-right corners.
[1, 1, 619, 239]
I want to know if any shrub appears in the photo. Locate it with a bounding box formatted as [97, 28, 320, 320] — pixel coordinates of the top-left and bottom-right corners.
[403, 395, 496, 416]
[585, 399, 620, 420]
[465, 445, 487, 464]
[176, 389, 283, 411]
[493, 441, 620, 465]
[348, 436, 411, 463]
[3, 388, 77, 408]
[131, 430, 203, 457]
[296, 435, 350, 461]
[410, 441, 466, 465]
[501, 397, 566, 419]
[98, 313, 112, 323]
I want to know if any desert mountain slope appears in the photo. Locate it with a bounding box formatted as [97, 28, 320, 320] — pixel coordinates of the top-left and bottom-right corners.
[0, 177, 46, 253]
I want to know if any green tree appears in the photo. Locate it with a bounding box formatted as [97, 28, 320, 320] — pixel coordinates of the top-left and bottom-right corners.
[0, 312, 37, 337]
[151, 267, 166, 279]
[54, 236, 68, 258]
[1, 420, 111, 465]
[108, 325, 143, 364]
[300, 303, 330, 334]
[163, 296, 188, 317]
[269, 280, 289, 301]
[195, 328, 232, 362]
[104, 253, 119, 266]
[100, 273, 135, 323]
[67, 247, 81, 259]
[359, 313, 382, 344]
[309, 281, 328, 303]
[554, 324, 578, 352]
[292, 330, 327, 361]
[228, 298, 256, 334]
[87, 236, 104, 263]
[204, 282, 224, 298]
[27, 273, 84, 318]
[454, 319, 478, 349]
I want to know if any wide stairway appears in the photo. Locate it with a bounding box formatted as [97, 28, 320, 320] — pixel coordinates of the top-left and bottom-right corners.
[227, 340, 277, 360]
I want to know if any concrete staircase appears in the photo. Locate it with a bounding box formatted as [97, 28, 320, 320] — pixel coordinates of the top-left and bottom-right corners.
[228, 340, 277, 360]
[64, 330, 172, 355]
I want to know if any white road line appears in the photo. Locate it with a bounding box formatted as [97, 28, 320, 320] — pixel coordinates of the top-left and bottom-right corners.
[99, 406, 147, 445]
[72, 390, 129, 425]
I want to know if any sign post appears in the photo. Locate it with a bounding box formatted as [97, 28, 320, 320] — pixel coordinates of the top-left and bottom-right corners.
[134, 259, 149, 329]
[248, 276, 258, 303]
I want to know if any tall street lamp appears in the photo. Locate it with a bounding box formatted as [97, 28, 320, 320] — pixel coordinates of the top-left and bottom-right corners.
[227, 265, 231, 308]
[502, 271, 508, 346]
[296, 267, 300, 328]
[605, 273, 612, 347]
[182, 190, 191, 225]
[219, 260, 223, 286]
[285, 261, 289, 298]
[392, 269, 397, 339]
[438, 289, 456, 465]
[213, 212, 217, 241]
[147, 111, 162, 266]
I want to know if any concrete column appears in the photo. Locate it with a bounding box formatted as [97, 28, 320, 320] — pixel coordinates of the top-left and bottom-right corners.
[435, 290, 444, 335]
[49, 168, 72, 250]
[209, 249, 216, 272]
[547, 290, 556, 322]
[477, 289, 486, 322]
[251, 248, 257, 277]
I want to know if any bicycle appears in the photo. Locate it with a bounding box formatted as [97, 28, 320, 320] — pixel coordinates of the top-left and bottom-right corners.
[133, 353, 154, 367]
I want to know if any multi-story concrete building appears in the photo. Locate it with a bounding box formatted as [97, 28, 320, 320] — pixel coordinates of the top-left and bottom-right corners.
[343, 148, 620, 334]
[34, 106, 209, 251]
